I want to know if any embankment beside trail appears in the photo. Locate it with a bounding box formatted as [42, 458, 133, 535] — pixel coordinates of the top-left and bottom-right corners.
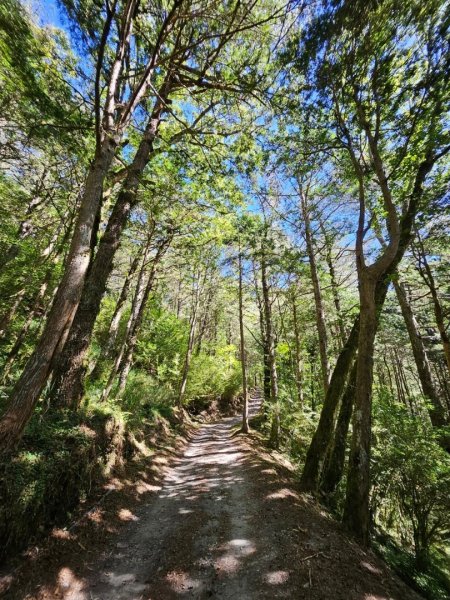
[0, 389, 244, 569]
[0, 405, 188, 563]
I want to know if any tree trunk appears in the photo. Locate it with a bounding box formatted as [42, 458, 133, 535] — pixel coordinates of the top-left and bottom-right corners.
[261, 250, 279, 448]
[1, 277, 51, 383]
[320, 222, 346, 347]
[90, 250, 141, 379]
[100, 236, 162, 402]
[0, 174, 50, 272]
[238, 250, 249, 433]
[106, 253, 142, 356]
[394, 279, 449, 446]
[301, 193, 330, 393]
[300, 238, 411, 494]
[291, 290, 304, 406]
[414, 241, 450, 374]
[300, 317, 359, 491]
[178, 270, 202, 408]
[320, 362, 357, 498]
[1, 222, 73, 382]
[253, 263, 271, 404]
[0, 212, 73, 345]
[49, 103, 167, 409]
[0, 289, 26, 341]
[195, 288, 214, 356]
[0, 137, 118, 451]
[115, 243, 167, 398]
[343, 275, 377, 544]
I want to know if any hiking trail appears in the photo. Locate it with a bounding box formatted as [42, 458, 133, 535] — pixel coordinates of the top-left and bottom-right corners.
[2, 395, 422, 600]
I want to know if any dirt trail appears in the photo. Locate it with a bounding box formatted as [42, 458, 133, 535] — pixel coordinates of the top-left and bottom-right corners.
[3, 396, 423, 600]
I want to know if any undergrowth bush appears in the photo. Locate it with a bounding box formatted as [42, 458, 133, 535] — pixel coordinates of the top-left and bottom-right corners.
[372, 389, 450, 598]
[372, 393, 450, 569]
[184, 345, 242, 405]
[0, 409, 108, 557]
[375, 535, 450, 600]
[0, 394, 180, 558]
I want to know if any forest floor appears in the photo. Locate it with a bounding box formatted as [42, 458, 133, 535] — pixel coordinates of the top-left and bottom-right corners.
[0, 396, 423, 600]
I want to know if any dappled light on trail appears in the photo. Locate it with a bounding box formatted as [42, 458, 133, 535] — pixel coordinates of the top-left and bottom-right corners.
[57, 567, 85, 600]
[5, 396, 422, 600]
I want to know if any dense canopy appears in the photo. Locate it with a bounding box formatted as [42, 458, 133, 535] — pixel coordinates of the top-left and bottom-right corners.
[0, 0, 449, 597]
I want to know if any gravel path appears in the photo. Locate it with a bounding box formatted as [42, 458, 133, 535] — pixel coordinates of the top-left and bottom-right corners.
[75, 398, 277, 600]
[3, 396, 423, 600]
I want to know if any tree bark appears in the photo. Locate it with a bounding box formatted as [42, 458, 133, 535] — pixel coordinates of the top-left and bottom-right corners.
[1, 276, 51, 383]
[178, 269, 202, 407]
[253, 262, 271, 404]
[320, 222, 346, 347]
[90, 250, 141, 379]
[291, 290, 304, 406]
[394, 279, 449, 447]
[333, 88, 440, 543]
[115, 240, 170, 398]
[320, 362, 357, 498]
[0, 0, 182, 446]
[0, 289, 26, 341]
[101, 236, 156, 402]
[0, 136, 118, 451]
[0, 217, 65, 340]
[414, 238, 450, 374]
[1, 219, 74, 382]
[342, 275, 377, 545]
[195, 287, 214, 356]
[300, 316, 359, 491]
[261, 248, 279, 448]
[300, 256, 401, 494]
[300, 192, 330, 392]
[49, 94, 169, 409]
[0, 173, 50, 272]
[238, 250, 249, 433]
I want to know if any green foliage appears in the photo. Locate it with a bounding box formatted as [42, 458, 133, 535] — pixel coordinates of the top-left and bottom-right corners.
[185, 345, 242, 406]
[0, 0, 88, 151]
[120, 370, 175, 423]
[0, 394, 182, 557]
[0, 0, 449, 595]
[0, 409, 101, 556]
[277, 386, 318, 461]
[373, 390, 450, 570]
[375, 535, 450, 600]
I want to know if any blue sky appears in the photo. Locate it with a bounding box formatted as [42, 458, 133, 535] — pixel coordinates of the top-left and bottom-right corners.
[31, 0, 66, 30]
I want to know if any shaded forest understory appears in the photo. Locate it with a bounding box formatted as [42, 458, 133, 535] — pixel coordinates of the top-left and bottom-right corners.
[0, 0, 449, 598]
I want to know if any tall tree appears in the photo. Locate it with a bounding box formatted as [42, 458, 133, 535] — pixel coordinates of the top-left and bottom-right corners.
[238, 243, 250, 433]
[0, 0, 181, 449]
[0, 0, 282, 448]
[298, 184, 330, 393]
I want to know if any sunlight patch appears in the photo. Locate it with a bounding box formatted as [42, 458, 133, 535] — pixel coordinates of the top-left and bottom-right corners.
[266, 488, 297, 500]
[57, 567, 85, 597]
[215, 554, 240, 573]
[118, 508, 138, 521]
[220, 538, 256, 556]
[361, 561, 382, 575]
[136, 482, 161, 494]
[166, 571, 201, 593]
[87, 507, 104, 523]
[260, 468, 277, 476]
[51, 528, 73, 540]
[264, 570, 289, 585]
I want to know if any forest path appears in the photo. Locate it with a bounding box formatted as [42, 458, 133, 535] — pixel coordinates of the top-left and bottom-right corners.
[4, 395, 422, 600]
